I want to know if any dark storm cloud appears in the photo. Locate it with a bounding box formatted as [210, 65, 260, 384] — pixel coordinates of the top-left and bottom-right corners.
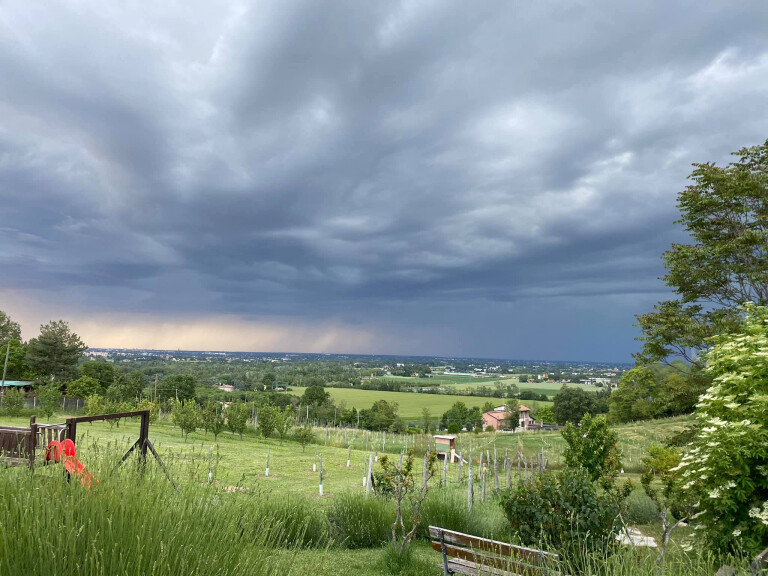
[2, 1, 768, 359]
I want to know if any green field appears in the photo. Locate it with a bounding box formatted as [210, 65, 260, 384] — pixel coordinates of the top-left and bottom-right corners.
[290, 386, 552, 420]
[376, 374, 600, 399]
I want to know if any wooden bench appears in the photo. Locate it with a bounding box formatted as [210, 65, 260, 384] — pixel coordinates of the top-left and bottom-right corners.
[0, 417, 67, 468]
[429, 526, 559, 576]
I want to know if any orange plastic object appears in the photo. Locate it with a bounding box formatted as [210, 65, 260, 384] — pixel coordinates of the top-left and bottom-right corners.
[45, 439, 97, 489]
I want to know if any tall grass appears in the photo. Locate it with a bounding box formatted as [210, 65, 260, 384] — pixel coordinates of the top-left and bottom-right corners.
[0, 456, 296, 576]
[328, 492, 394, 548]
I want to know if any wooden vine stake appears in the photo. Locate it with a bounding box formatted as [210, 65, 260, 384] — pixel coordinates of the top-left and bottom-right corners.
[319, 455, 324, 496]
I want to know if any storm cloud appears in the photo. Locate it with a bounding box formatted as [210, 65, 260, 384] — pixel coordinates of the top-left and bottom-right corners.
[2, 1, 768, 360]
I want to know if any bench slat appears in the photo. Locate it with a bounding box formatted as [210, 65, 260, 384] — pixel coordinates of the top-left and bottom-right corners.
[429, 526, 558, 564]
[431, 542, 548, 576]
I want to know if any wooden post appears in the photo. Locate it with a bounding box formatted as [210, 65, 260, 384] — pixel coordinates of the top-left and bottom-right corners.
[27, 416, 37, 469]
[458, 450, 463, 484]
[442, 453, 447, 486]
[494, 446, 499, 492]
[467, 449, 473, 511]
[480, 451, 486, 502]
[366, 454, 373, 496]
[319, 455, 324, 495]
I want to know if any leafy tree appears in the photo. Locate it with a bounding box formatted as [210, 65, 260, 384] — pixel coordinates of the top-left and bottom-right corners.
[79, 361, 115, 388]
[675, 304, 768, 555]
[636, 140, 768, 367]
[553, 386, 599, 425]
[2, 339, 33, 380]
[37, 383, 62, 421]
[561, 413, 621, 483]
[256, 404, 276, 438]
[85, 394, 104, 416]
[2, 388, 25, 416]
[273, 405, 293, 444]
[441, 401, 482, 431]
[608, 367, 660, 423]
[201, 401, 225, 440]
[501, 401, 520, 430]
[533, 405, 556, 425]
[158, 374, 196, 402]
[135, 399, 159, 422]
[66, 376, 102, 399]
[261, 372, 276, 389]
[301, 385, 330, 406]
[171, 400, 197, 441]
[0, 310, 21, 348]
[292, 422, 315, 451]
[26, 320, 86, 382]
[227, 402, 250, 439]
[421, 407, 432, 434]
[360, 399, 399, 431]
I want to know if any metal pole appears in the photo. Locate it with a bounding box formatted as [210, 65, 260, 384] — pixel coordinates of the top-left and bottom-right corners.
[1, 342, 9, 388]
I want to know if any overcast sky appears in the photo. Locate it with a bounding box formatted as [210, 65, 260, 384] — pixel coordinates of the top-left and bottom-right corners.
[2, 1, 768, 361]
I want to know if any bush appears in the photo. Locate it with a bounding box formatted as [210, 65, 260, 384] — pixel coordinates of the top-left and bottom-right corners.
[1, 388, 25, 416]
[675, 303, 768, 554]
[499, 468, 619, 567]
[447, 423, 460, 434]
[328, 492, 393, 548]
[624, 489, 659, 525]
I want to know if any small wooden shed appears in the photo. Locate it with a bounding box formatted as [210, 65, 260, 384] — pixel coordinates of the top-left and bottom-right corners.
[433, 435, 458, 463]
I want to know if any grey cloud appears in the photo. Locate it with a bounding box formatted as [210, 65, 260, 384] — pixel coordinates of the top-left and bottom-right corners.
[2, 1, 768, 359]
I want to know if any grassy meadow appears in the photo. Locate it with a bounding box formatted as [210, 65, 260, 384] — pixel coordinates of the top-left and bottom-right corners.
[289, 385, 553, 420]
[1, 412, 745, 576]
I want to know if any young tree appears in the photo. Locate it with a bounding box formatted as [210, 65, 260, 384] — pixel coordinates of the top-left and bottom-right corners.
[502, 401, 520, 430]
[85, 394, 104, 416]
[227, 402, 250, 439]
[636, 140, 768, 367]
[378, 450, 437, 559]
[273, 405, 293, 445]
[2, 388, 25, 417]
[421, 407, 432, 433]
[533, 405, 556, 425]
[256, 404, 277, 439]
[201, 401, 226, 440]
[561, 413, 621, 483]
[37, 383, 62, 421]
[292, 422, 315, 451]
[26, 320, 86, 382]
[2, 339, 33, 380]
[171, 400, 197, 442]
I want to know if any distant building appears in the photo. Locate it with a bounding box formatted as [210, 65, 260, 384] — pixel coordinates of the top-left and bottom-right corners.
[0, 380, 33, 393]
[482, 404, 535, 431]
[216, 384, 235, 393]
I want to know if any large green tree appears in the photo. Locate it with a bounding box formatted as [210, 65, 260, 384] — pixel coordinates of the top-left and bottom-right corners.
[26, 320, 87, 382]
[0, 310, 21, 348]
[553, 386, 598, 425]
[636, 140, 768, 367]
[158, 374, 196, 402]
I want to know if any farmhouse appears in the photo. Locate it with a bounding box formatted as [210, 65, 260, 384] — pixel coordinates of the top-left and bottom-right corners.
[482, 404, 536, 431]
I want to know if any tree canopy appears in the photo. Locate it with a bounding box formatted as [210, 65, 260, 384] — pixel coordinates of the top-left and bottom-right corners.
[636, 140, 768, 367]
[552, 386, 599, 425]
[26, 320, 87, 382]
[0, 310, 21, 348]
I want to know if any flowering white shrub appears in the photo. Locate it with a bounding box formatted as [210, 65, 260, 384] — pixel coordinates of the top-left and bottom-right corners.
[674, 304, 768, 554]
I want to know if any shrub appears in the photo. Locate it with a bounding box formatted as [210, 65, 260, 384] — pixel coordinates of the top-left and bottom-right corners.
[447, 423, 460, 434]
[674, 304, 768, 555]
[66, 375, 102, 398]
[1, 388, 25, 416]
[328, 492, 393, 548]
[624, 489, 659, 525]
[37, 383, 62, 420]
[499, 468, 619, 567]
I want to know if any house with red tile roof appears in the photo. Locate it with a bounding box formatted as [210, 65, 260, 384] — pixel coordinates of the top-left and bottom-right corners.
[482, 404, 535, 431]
